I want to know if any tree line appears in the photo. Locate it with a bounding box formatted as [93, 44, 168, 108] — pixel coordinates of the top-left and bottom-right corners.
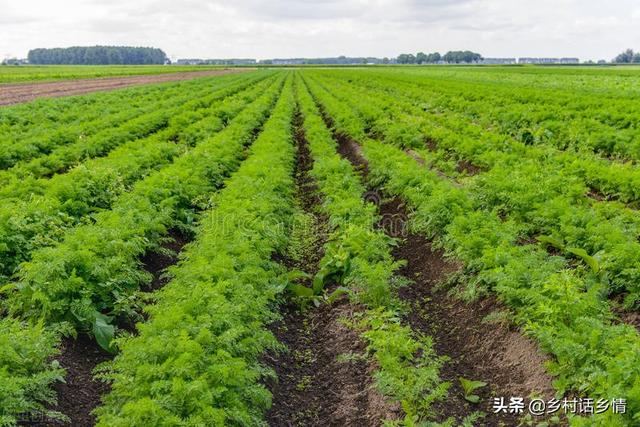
[397, 50, 482, 64]
[613, 49, 640, 63]
[27, 46, 168, 65]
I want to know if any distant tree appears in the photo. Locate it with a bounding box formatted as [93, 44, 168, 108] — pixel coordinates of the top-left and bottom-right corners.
[426, 52, 441, 63]
[443, 50, 482, 64]
[614, 49, 635, 63]
[416, 52, 427, 64]
[398, 53, 418, 64]
[28, 46, 167, 65]
[382, 57, 389, 64]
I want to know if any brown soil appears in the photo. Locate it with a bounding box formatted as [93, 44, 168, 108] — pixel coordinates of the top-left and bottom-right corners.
[266, 300, 401, 427]
[265, 111, 398, 426]
[0, 69, 248, 106]
[425, 136, 439, 151]
[611, 295, 640, 334]
[456, 159, 483, 176]
[45, 334, 112, 426]
[619, 311, 640, 332]
[34, 229, 190, 426]
[139, 229, 189, 292]
[336, 131, 557, 426]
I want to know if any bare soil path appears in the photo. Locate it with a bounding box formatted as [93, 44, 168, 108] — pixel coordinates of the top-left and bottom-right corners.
[0, 69, 249, 106]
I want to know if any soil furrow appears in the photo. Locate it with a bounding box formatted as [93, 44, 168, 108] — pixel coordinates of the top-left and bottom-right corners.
[333, 128, 557, 426]
[40, 230, 189, 427]
[265, 111, 396, 426]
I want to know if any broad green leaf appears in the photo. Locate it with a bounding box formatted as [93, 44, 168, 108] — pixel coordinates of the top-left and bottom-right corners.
[566, 247, 600, 273]
[536, 235, 564, 250]
[312, 272, 326, 294]
[465, 394, 480, 403]
[93, 312, 115, 353]
[326, 287, 350, 304]
[288, 283, 314, 298]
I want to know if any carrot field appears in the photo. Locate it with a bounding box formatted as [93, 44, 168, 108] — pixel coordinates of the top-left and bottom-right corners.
[0, 66, 639, 426]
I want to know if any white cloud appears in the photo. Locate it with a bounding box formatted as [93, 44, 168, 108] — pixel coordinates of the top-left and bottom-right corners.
[0, 0, 638, 60]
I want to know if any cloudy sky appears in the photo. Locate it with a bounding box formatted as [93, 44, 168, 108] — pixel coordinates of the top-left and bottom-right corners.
[1, 0, 638, 61]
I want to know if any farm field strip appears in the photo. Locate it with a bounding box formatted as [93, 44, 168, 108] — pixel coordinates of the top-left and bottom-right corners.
[0, 74, 286, 426]
[310, 70, 640, 205]
[352, 70, 640, 169]
[93, 75, 296, 426]
[303, 72, 640, 426]
[0, 74, 279, 282]
[0, 69, 251, 106]
[0, 72, 269, 184]
[0, 72, 254, 169]
[390, 66, 640, 95]
[5, 74, 284, 325]
[0, 65, 228, 84]
[0, 72, 246, 141]
[308, 77, 555, 425]
[306, 72, 640, 306]
[342, 68, 640, 161]
[1, 67, 639, 426]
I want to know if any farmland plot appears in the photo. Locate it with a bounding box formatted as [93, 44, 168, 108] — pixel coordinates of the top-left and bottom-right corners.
[0, 66, 639, 426]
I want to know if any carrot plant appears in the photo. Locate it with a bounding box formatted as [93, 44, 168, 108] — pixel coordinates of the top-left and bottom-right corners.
[5, 75, 285, 341]
[0, 73, 277, 281]
[296, 75, 450, 425]
[94, 74, 296, 426]
[305, 78, 640, 425]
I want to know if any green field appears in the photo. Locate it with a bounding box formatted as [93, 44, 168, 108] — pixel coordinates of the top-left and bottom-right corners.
[0, 64, 229, 84]
[0, 66, 639, 426]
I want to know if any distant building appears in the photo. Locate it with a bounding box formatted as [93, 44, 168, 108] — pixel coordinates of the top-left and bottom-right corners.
[480, 58, 517, 65]
[266, 57, 384, 65]
[518, 57, 580, 64]
[175, 58, 203, 65]
[270, 58, 306, 65]
[175, 58, 256, 66]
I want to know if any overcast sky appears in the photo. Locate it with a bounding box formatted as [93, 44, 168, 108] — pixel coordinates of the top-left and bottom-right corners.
[1, 0, 638, 61]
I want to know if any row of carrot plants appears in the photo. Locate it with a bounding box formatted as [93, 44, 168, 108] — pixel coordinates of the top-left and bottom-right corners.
[0, 75, 284, 425]
[295, 76, 453, 425]
[0, 73, 277, 281]
[93, 75, 296, 426]
[308, 72, 640, 307]
[303, 73, 640, 426]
